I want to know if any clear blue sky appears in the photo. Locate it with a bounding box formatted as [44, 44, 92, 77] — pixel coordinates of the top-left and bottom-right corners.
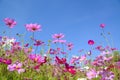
[0, 0, 120, 57]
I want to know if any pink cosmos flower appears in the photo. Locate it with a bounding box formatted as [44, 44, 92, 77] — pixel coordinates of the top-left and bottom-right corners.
[29, 54, 46, 64]
[52, 33, 66, 43]
[4, 18, 17, 28]
[34, 40, 44, 46]
[100, 23, 105, 28]
[66, 42, 74, 50]
[110, 47, 117, 51]
[86, 69, 97, 80]
[11, 42, 22, 53]
[92, 55, 104, 66]
[25, 23, 41, 32]
[95, 45, 105, 51]
[7, 62, 25, 74]
[70, 56, 80, 64]
[88, 40, 94, 45]
[24, 43, 29, 47]
[79, 55, 86, 62]
[48, 48, 58, 54]
[52, 33, 64, 39]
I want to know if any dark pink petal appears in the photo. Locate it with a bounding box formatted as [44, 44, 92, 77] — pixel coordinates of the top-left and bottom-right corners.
[88, 40, 94, 45]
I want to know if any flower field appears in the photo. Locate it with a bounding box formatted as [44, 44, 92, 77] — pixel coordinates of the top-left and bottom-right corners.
[0, 18, 120, 80]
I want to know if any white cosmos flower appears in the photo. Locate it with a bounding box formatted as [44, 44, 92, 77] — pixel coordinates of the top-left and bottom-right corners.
[2, 36, 16, 49]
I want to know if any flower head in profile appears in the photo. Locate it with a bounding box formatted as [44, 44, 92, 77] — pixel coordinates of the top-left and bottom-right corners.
[52, 33, 64, 39]
[55, 56, 66, 64]
[4, 18, 17, 28]
[34, 40, 44, 46]
[25, 23, 41, 32]
[88, 40, 94, 45]
[52, 33, 66, 43]
[66, 42, 74, 50]
[70, 56, 80, 64]
[48, 48, 58, 54]
[100, 23, 105, 28]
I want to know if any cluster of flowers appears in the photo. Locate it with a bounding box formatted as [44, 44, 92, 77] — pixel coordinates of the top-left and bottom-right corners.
[0, 18, 120, 80]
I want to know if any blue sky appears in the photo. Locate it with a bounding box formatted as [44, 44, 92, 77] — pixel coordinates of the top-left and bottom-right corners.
[0, 0, 120, 57]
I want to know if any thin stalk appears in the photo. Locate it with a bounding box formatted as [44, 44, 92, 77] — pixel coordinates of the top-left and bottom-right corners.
[101, 29, 111, 47]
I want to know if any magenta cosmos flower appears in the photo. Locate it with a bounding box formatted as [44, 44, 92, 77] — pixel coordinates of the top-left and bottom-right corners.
[55, 56, 66, 64]
[4, 18, 17, 28]
[0, 58, 12, 65]
[100, 23, 105, 28]
[88, 40, 94, 45]
[25, 23, 41, 32]
[64, 63, 76, 75]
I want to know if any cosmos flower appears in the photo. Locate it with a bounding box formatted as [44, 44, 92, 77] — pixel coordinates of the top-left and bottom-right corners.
[88, 40, 94, 45]
[55, 56, 66, 64]
[70, 56, 80, 64]
[29, 54, 46, 64]
[52, 33, 66, 43]
[4, 18, 17, 28]
[100, 23, 105, 28]
[52, 33, 64, 39]
[79, 55, 86, 62]
[25, 23, 41, 32]
[48, 48, 58, 54]
[92, 55, 105, 66]
[0, 58, 12, 65]
[95, 45, 105, 52]
[34, 40, 44, 46]
[98, 69, 114, 80]
[7, 62, 25, 74]
[66, 42, 74, 50]
[64, 63, 76, 75]
[1, 36, 16, 49]
[86, 69, 97, 80]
